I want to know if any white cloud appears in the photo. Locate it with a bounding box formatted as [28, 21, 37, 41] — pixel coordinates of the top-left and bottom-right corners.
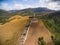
[1, 3, 36, 10]
[13, 3, 36, 10]
[1, 3, 13, 10]
[14, 4, 24, 9]
[1, 0, 60, 10]
[38, 0, 50, 7]
[47, 2, 60, 10]
[38, 0, 60, 10]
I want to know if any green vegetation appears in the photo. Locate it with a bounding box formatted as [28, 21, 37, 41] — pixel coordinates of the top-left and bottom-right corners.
[0, 17, 8, 24]
[0, 10, 14, 24]
[38, 11, 60, 45]
[38, 37, 47, 45]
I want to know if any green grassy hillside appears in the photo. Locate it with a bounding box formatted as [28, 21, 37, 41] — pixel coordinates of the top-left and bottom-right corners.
[38, 11, 60, 45]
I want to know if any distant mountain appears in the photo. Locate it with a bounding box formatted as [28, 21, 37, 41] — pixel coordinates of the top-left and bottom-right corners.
[20, 7, 55, 12]
[48, 10, 60, 17]
[13, 7, 55, 15]
[0, 9, 9, 16]
[0, 7, 56, 16]
[8, 10, 18, 13]
[0, 9, 15, 17]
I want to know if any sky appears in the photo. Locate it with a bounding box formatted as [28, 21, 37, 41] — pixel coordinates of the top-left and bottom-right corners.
[0, 0, 60, 10]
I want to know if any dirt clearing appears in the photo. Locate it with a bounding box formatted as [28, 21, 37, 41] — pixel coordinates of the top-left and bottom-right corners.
[24, 20, 54, 45]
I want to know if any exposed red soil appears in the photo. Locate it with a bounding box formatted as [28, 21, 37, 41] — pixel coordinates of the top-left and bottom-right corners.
[24, 20, 54, 45]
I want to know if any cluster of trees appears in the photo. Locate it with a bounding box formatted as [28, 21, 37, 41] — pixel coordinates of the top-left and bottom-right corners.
[38, 37, 47, 45]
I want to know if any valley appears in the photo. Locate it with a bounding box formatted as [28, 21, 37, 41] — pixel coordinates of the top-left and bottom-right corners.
[0, 9, 60, 45]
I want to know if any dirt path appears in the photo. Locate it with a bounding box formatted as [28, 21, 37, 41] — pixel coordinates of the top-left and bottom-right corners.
[19, 25, 30, 45]
[24, 20, 54, 45]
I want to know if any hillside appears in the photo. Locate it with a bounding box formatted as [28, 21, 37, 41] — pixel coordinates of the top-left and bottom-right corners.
[0, 15, 29, 45]
[0, 9, 9, 16]
[25, 20, 54, 45]
[38, 11, 60, 45]
[0, 9, 15, 24]
[0, 9, 14, 17]
[0, 7, 55, 16]
[0, 8, 60, 45]
[0, 8, 54, 24]
[13, 7, 55, 15]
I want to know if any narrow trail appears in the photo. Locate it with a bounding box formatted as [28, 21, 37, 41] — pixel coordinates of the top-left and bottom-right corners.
[24, 18, 54, 45]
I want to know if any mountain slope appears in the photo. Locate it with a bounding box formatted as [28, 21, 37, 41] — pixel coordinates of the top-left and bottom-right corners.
[0, 16, 29, 45]
[0, 9, 9, 16]
[39, 11, 60, 45]
[14, 7, 55, 15]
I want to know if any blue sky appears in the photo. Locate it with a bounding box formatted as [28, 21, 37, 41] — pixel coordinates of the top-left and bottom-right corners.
[0, 0, 60, 10]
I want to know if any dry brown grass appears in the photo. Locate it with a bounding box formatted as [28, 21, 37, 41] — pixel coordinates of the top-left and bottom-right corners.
[0, 15, 29, 45]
